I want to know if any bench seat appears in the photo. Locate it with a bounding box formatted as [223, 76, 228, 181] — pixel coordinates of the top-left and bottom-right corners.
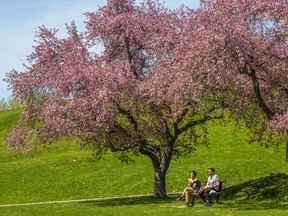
[190, 180, 226, 205]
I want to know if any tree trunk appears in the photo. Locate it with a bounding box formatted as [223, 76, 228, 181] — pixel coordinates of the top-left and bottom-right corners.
[138, 139, 174, 197]
[153, 165, 167, 197]
[150, 145, 173, 197]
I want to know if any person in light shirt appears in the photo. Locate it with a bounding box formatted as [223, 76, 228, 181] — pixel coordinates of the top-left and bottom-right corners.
[199, 167, 220, 206]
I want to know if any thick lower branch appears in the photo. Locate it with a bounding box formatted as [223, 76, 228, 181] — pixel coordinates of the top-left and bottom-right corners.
[109, 141, 139, 152]
[139, 140, 161, 166]
[150, 103, 173, 139]
[250, 68, 274, 119]
[107, 123, 140, 152]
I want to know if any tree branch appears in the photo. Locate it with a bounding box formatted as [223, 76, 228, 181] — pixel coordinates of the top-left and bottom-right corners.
[250, 68, 275, 119]
[150, 103, 173, 140]
[175, 101, 194, 125]
[109, 140, 140, 152]
[114, 100, 139, 133]
[139, 140, 161, 167]
[178, 107, 223, 136]
[125, 38, 139, 79]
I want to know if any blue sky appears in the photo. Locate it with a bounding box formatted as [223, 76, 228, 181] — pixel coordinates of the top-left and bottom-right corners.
[0, 0, 200, 99]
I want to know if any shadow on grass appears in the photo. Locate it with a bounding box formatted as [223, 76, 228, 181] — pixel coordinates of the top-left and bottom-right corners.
[222, 173, 288, 202]
[219, 201, 288, 211]
[80, 195, 176, 207]
[79, 173, 288, 210]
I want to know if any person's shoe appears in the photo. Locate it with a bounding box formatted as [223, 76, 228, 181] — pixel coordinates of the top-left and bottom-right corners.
[185, 203, 190, 208]
[176, 196, 183, 201]
[204, 202, 213, 207]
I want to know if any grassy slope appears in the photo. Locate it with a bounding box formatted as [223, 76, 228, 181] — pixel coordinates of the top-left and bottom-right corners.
[0, 109, 287, 215]
[0, 108, 24, 160]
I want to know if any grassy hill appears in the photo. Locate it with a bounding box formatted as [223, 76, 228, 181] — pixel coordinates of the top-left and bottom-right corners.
[0, 109, 287, 215]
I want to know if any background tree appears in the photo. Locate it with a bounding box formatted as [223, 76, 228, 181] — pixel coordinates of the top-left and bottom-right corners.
[190, 0, 288, 161]
[5, 0, 224, 197]
[0, 98, 25, 111]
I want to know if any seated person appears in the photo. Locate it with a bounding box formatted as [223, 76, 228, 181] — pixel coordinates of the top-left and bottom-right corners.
[199, 167, 220, 206]
[176, 170, 198, 207]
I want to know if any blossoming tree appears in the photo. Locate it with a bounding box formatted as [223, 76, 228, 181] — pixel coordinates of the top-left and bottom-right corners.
[193, 0, 288, 161]
[5, 0, 224, 197]
[8, 0, 287, 198]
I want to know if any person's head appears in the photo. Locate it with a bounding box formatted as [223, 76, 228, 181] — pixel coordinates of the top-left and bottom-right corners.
[208, 168, 215, 176]
[190, 170, 196, 178]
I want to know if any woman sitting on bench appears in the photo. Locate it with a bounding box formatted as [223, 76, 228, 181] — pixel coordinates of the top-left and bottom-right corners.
[176, 170, 198, 207]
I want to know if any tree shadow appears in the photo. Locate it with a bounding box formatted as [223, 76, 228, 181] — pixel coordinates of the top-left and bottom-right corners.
[80, 195, 176, 207]
[222, 173, 288, 202]
[219, 201, 288, 211]
[79, 173, 288, 209]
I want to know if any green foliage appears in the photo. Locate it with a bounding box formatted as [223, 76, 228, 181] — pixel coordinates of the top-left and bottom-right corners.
[0, 98, 25, 111]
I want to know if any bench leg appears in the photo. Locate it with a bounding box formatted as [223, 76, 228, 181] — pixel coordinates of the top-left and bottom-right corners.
[190, 195, 195, 206]
[216, 194, 220, 203]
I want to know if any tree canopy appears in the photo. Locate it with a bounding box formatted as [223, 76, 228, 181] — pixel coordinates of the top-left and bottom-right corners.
[195, 0, 288, 146]
[5, 0, 288, 197]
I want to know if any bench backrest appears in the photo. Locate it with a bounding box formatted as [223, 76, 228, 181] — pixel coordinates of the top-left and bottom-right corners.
[219, 180, 226, 191]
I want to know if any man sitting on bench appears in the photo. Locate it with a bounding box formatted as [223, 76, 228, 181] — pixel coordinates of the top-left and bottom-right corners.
[199, 167, 220, 206]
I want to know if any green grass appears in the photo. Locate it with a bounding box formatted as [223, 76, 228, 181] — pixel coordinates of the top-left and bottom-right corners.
[0, 196, 287, 216]
[0, 109, 287, 215]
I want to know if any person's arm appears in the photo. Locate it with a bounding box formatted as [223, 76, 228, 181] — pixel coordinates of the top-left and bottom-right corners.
[214, 180, 220, 187]
[213, 175, 220, 188]
[187, 178, 191, 187]
[203, 181, 210, 189]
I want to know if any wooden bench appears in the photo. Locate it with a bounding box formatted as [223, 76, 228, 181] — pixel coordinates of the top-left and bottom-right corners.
[190, 180, 226, 205]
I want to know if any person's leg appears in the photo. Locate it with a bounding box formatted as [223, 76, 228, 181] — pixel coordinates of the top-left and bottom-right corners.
[184, 191, 190, 207]
[176, 187, 190, 201]
[185, 188, 195, 206]
[183, 187, 189, 195]
[199, 189, 207, 204]
[204, 188, 213, 206]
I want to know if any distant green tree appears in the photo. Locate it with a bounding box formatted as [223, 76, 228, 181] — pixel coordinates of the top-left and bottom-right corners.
[0, 98, 25, 111]
[0, 98, 9, 110]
